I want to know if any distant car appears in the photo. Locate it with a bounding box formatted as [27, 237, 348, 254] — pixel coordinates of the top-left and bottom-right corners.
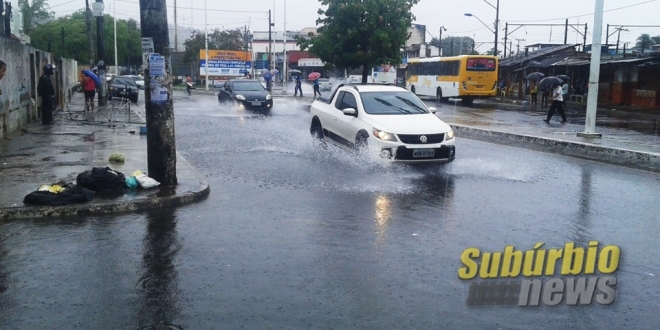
[123, 75, 145, 89]
[217, 79, 273, 112]
[108, 76, 139, 103]
[317, 78, 332, 91]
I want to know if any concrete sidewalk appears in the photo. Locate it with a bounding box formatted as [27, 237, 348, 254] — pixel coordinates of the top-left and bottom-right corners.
[0, 92, 209, 219]
[433, 98, 660, 172]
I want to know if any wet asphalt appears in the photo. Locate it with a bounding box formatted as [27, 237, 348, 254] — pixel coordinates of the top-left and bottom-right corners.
[0, 91, 659, 329]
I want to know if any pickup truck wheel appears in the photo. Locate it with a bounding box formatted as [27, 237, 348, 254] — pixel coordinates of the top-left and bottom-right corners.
[310, 122, 324, 140]
[355, 132, 369, 156]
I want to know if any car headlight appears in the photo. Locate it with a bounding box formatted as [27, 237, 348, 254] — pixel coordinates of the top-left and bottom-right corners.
[266, 94, 272, 100]
[373, 128, 398, 142]
[446, 129, 455, 140]
[236, 95, 246, 100]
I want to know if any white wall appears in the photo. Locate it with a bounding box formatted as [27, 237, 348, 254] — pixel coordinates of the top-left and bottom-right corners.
[252, 41, 300, 54]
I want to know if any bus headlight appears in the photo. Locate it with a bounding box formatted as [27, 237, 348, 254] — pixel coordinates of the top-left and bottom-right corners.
[373, 128, 398, 142]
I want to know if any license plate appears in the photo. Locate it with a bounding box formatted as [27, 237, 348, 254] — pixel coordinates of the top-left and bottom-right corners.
[413, 149, 435, 158]
[251, 101, 261, 106]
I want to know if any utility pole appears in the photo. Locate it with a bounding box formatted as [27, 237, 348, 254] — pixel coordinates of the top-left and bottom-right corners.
[139, 0, 178, 185]
[583, 23, 588, 49]
[173, 0, 178, 52]
[94, 0, 107, 106]
[61, 27, 65, 57]
[268, 10, 272, 71]
[564, 19, 569, 44]
[503, 22, 508, 57]
[439, 27, 443, 56]
[578, 0, 604, 139]
[282, 0, 287, 93]
[85, 0, 95, 66]
[0, 1, 4, 36]
[114, 0, 118, 74]
[494, 0, 499, 56]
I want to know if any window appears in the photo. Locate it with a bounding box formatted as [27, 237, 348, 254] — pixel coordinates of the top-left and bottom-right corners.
[341, 92, 358, 110]
[466, 58, 496, 71]
[361, 91, 429, 115]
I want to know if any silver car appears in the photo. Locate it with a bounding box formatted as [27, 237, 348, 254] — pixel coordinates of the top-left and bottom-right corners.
[318, 78, 332, 91]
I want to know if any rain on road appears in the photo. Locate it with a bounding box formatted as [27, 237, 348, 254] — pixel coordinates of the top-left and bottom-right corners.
[0, 91, 659, 329]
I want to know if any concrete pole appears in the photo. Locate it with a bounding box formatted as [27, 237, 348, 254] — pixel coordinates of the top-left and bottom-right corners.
[85, 0, 95, 66]
[578, 0, 604, 138]
[114, 0, 118, 75]
[204, 0, 209, 90]
[139, 0, 178, 185]
[282, 0, 287, 93]
[174, 0, 178, 52]
[96, 0, 107, 106]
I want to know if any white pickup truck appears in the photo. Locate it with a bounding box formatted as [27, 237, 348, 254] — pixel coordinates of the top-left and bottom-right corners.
[309, 84, 456, 163]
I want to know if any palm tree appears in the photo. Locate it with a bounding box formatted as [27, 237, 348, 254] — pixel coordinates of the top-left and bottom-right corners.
[635, 34, 653, 53]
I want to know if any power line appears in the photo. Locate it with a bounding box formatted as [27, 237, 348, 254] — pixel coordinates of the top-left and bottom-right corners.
[508, 0, 657, 23]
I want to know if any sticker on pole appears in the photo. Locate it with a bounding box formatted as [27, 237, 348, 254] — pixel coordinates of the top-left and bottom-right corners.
[141, 37, 154, 69]
[149, 54, 166, 77]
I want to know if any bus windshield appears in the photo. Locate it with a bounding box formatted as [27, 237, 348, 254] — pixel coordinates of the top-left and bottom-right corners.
[466, 58, 496, 71]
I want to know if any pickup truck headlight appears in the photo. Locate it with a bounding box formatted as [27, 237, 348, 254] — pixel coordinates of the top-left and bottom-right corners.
[235, 95, 246, 100]
[373, 128, 398, 142]
[446, 129, 455, 141]
[266, 94, 272, 100]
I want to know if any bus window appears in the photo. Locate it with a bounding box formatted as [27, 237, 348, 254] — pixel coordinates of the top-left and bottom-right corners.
[466, 58, 496, 71]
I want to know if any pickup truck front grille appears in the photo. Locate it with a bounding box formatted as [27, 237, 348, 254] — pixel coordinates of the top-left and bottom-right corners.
[397, 133, 445, 144]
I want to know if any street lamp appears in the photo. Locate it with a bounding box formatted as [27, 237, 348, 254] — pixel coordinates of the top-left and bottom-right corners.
[439, 26, 447, 56]
[464, 0, 499, 56]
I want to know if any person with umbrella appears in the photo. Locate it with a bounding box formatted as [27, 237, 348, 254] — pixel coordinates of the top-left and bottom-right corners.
[294, 74, 303, 97]
[309, 72, 322, 98]
[530, 81, 539, 105]
[37, 64, 56, 125]
[81, 70, 98, 112]
[544, 83, 567, 124]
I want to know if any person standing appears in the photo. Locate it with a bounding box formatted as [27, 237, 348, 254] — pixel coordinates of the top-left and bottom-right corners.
[186, 75, 193, 95]
[37, 64, 56, 125]
[0, 60, 6, 96]
[294, 75, 303, 97]
[82, 71, 97, 111]
[313, 77, 321, 98]
[530, 82, 538, 105]
[544, 83, 567, 124]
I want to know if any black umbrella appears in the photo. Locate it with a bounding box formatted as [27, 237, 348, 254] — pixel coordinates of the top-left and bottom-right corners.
[526, 72, 545, 81]
[556, 74, 571, 81]
[539, 76, 563, 88]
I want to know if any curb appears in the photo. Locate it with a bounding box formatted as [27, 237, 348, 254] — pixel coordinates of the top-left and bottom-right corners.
[452, 125, 660, 173]
[0, 154, 211, 220]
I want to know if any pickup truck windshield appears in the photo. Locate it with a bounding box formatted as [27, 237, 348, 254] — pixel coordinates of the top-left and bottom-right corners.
[360, 91, 429, 115]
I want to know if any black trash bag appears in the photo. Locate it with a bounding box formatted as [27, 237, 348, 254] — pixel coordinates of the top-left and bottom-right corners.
[76, 167, 127, 192]
[24, 185, 94, 206]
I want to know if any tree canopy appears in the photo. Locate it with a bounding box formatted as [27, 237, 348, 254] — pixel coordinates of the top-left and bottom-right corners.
[429, 36, 479, 56]
[302, 0, 419, 83]
[18, 0, 54, 35]
[29, 10, 142, 68]
[182, 28, 247, 64]
[635, 33, 659, 52]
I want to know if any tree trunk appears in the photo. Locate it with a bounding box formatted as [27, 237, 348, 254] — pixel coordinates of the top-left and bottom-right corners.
[361, 65, 369, 84]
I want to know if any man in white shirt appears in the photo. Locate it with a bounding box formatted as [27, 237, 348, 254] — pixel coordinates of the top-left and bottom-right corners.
[544, 83, 567, 123]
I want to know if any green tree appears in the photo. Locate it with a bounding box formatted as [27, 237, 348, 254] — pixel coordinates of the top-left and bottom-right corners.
[182, 28, 246, 65]
[18, 0, 54, 35]
[636, 33, 654, 52]
[308, 0, 420, 83]
[484, 47, 501, 56]
[29, 10, 142, 67]
[429, 36, 478, 56]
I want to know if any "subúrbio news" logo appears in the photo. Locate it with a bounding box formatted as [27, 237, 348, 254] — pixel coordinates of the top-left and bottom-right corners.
[458, 241, 620, 307]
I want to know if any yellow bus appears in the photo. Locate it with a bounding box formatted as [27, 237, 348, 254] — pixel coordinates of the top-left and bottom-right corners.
[406, 55, 498, 104]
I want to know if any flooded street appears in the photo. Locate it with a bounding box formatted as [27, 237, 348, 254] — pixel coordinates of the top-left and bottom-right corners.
[0, 91, 659, 329]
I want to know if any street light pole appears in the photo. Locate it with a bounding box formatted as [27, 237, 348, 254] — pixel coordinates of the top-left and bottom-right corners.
[204, 0, 209, 91]
[113, 0, 118, 75]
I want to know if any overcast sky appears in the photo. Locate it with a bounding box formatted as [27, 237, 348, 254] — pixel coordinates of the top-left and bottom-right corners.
[15, 0, 660, 53]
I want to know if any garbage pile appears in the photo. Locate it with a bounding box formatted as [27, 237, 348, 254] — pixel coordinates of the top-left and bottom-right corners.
[23, 167, 160, 206]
